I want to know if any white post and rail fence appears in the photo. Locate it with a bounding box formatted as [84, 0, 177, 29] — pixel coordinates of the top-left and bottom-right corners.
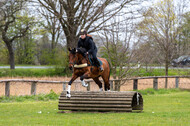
[0, 76, 190, 97]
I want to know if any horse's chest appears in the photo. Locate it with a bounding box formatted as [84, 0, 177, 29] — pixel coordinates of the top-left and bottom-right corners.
[74, 69, 86, 75]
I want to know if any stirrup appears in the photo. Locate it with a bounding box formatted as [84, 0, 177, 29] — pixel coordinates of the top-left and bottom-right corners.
[99, 66, 104, 71]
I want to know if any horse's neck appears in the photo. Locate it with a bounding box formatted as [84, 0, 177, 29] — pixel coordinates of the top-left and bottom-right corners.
[80, 55, 90, 65]
[76, 54, 90, 65]
[77, 55, 87, 64]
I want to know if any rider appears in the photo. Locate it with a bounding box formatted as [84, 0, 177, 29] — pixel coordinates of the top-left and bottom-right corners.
[77, 29, 103, 71]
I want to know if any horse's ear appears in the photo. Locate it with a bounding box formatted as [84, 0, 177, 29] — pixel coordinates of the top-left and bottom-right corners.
[68, 47, 72, 51]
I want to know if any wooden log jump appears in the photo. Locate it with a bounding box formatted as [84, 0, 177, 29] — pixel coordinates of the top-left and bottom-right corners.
[58, 91, 143, 112]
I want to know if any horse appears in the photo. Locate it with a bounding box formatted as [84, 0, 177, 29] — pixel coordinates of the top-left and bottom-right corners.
[66, 47, 111, 98]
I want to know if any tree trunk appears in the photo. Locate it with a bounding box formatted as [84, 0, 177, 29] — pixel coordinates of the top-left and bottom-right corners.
[6, 43, 15, 69]
[66, 35, 78, 49]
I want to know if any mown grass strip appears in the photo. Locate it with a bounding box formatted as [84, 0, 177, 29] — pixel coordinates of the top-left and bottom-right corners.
[0, 67, 190, 77]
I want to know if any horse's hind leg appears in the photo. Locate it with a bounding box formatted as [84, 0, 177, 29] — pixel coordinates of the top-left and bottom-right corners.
[93, 77, 103, 91]
[101, 74, 110, 91]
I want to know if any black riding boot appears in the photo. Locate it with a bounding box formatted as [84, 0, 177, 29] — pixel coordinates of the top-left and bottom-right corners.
[91, 51, 103, 72]
[93, 58, 103, 72]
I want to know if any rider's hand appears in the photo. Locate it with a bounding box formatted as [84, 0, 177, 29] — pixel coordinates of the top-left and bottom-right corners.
[86, 52, 88, 54]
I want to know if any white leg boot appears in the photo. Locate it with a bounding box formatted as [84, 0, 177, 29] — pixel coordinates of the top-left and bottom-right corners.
[81, 80, 88, 87]
[99, 88, 103, 91]
[66, 85, 71, 98]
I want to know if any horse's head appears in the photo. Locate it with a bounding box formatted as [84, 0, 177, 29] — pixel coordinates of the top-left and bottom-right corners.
[68, 47, 87, 70]
[68, 48, 76, 70]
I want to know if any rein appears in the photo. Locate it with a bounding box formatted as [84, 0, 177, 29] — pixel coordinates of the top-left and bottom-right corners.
[70, 53, 91, 68]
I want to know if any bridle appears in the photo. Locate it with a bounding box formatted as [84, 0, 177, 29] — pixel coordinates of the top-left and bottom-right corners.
[69, 51, 88, 68]
[69, 54, 76, 67]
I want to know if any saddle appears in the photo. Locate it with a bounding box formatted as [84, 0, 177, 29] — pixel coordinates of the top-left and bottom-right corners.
[88, 55, 102, 67]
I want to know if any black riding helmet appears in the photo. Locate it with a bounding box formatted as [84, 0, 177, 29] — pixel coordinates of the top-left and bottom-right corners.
[80, 29, 87, 35]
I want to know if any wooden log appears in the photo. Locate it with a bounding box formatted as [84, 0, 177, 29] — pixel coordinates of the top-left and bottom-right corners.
[59, 100, 131, 104]
[58, 107, 132, 112]
[58, 104, 131, 108]
[59, 97, 132, 101]
[62, 91, 137, 94]
[58, 91, 143, 112]
[60, 95, 133, 98]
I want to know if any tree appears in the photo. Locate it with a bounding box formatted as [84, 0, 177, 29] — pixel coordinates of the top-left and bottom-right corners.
[15, 29, 36, 65]
[0, 40, 9, 64]
[99, 16, 139, 91]
[175, 0, 190, 56]
[0, 0, 34, 69]
[137, 0, 178, 88]
[134, 42, 158, 70]
[38, 7, 63, 62]
[180, 12, 190, 55]
[37, 0, 140, 49]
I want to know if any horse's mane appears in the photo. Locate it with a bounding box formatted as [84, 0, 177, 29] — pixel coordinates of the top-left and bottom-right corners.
[77, 48, 87, 56]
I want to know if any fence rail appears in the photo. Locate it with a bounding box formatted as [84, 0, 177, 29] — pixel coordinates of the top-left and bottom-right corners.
[0, 76, 190, 97]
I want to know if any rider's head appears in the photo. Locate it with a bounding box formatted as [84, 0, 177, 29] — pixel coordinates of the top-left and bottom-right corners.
[80, 29, 87, 39]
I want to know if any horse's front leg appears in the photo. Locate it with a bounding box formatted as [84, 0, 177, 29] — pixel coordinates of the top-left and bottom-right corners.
[66, 75, 78, 98]
[80, 72, 90, 87]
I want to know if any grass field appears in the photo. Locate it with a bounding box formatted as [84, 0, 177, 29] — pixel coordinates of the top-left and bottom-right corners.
[0, 90, 189, 126]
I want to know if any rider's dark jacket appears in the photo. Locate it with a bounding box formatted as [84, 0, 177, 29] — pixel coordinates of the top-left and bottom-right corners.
[77, 36, 97, 54]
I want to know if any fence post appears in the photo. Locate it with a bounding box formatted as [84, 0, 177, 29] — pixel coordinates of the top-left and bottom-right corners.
[87, 82, 90, 91]
[5, 81, 10, 97]
[153, 78, 158, 90]
[63, 82, 66, 91]
[133, 79, 138, 90]
[110, 80, 113, 91]
[175, 77, 179, 88]
[31, 82, 37, 95]
[165, 77, 168, 89]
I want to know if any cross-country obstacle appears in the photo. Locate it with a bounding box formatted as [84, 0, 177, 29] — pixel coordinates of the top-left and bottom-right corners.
[58, 91, 143, 112]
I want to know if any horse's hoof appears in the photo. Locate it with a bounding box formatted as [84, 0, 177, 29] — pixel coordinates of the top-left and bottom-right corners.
[81, 80, 88, 87]
[82, 83, 88, 87]
[66, 93, 71, 98]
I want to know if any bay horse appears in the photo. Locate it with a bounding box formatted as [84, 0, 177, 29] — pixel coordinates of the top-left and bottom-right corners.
[67, 47, 111, 98]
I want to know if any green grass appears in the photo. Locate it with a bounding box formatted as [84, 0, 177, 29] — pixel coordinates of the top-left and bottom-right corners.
[131, 68, 190, 76]
[137, 88, 184, 95]
[0, 90, 59, 103]
[0, 67, 189, 77]
[0, 90, 189, 126]
[0, 67, 70, 77]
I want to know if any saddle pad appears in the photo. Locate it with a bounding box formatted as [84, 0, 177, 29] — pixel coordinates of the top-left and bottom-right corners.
[88, 55, 103, 66]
